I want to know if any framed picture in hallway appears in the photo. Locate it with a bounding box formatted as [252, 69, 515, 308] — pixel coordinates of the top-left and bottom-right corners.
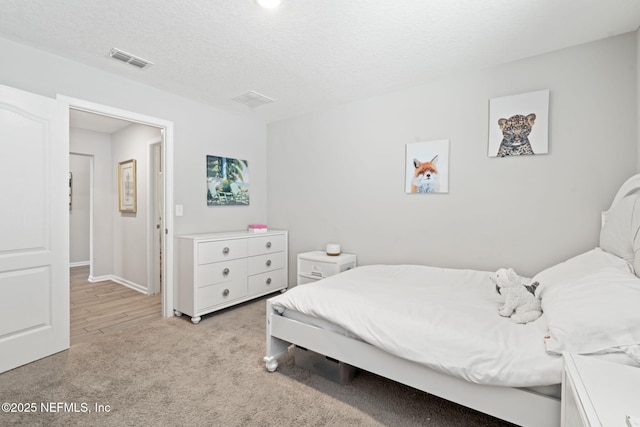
[118, 159, 137, 213]
[207, 155, 250, 206]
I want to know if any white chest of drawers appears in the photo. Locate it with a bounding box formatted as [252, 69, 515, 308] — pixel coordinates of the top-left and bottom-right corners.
[562, 352, 640, 427]
[175, 230, 288, 324]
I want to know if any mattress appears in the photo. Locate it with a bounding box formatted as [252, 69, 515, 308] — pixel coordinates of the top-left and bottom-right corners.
[282, 307, 564, 397]
[271, 264, 563, 387]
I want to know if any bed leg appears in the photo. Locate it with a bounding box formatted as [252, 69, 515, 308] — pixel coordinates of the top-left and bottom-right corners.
[263, 356, 279, 372]
[264, 297, 290, 372]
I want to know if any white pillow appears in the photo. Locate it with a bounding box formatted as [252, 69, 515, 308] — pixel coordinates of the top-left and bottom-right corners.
[542, 269, 640, 356]
[531, 248, 632, 298]
[599, 194, 640, 275]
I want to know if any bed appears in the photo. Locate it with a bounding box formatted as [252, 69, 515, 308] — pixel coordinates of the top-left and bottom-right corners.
[263, 174, 640, 427]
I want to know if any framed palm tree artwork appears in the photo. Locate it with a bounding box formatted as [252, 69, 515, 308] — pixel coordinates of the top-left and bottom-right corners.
[206, 155, 250, 206]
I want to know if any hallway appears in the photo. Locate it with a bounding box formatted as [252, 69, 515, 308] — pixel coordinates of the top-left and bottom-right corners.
[70, 266, 161, 345]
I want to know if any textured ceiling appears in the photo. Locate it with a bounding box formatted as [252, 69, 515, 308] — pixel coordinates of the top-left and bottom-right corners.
[1, 0, 639, 123]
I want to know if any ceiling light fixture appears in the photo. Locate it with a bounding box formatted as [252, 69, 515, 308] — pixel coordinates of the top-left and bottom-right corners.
[255, 0, 282, 9]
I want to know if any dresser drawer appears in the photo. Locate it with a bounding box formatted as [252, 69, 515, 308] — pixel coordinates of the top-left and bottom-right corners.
[197, 280, 247, 311]
[197, 258, 247, 287]
[198, 239, 247, 264]
[248, 269, 286, 295]
[248, 252, 285, 275]
[248, 234, 286, 256]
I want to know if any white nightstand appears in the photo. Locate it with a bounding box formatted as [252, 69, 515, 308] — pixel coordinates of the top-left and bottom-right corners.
[297, 251, 357, 285]
[562, 352, 640, 427]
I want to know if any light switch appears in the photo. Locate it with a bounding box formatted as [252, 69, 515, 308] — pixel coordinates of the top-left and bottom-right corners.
[175, 204, 184, 216]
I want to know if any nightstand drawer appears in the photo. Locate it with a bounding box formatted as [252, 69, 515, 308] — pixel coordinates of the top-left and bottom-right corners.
[298, 257, 355, 279]
[297, 251, 357, 285]
[198, 239, 248, 264]
[298, 258, 334, 279]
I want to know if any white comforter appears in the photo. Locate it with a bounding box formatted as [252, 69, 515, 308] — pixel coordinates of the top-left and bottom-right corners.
[271, 264, 563, 387]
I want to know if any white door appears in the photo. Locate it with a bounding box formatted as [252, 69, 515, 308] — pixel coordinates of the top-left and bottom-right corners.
[0, 84, 69, 373]
[150, 141, 163, 295]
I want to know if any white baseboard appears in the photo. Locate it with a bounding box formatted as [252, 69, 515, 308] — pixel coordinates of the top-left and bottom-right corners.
[88, 274, 148, 295]
[111, 275, 147, 294]
[88, 275, 111, 283]
[69, 261, 90, 267]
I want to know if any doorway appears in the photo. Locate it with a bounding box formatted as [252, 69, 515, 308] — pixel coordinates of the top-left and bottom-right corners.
[148, 139, 164, 295]
[69, 153, 92, 268]
[61, 95, 175, 321]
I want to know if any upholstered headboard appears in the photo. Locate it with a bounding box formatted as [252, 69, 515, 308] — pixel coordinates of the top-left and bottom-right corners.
[600, 174, 640, 276]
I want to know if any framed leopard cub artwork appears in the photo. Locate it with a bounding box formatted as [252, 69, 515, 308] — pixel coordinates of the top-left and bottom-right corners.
[488, 89, 549, 158]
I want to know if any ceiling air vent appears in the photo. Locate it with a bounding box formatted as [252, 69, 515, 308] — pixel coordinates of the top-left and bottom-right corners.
[108, 48, 153, 69]
[232, 91, 274, 109]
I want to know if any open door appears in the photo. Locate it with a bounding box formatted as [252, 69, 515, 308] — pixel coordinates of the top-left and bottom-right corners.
[0, 84, 69, 373]
[149, 140, 163, 295]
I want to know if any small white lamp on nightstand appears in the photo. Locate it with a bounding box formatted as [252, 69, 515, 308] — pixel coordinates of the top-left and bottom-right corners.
[325, 243, 341, 256]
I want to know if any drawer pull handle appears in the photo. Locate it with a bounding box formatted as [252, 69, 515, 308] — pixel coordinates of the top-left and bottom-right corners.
[223, 247, 230, 255]
[266, 242, 272, 249]
[266, 260, 272, 267]
[266, 278, 272, 285]
[222, 289, 229, 297]
[223, 268, 230, 276]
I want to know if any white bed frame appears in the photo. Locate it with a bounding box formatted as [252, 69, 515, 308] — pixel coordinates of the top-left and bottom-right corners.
[263, 174, 640, 427]
[601, 174, 640, 225]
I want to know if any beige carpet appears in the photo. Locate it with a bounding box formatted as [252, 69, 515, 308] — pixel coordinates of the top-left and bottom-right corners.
[0, 296, 513, 427]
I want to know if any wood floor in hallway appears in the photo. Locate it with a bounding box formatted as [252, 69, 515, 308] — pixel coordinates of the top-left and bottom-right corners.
[70, 266, 162, 346]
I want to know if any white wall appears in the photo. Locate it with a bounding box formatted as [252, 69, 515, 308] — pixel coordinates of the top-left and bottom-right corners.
[3, 32, 637, 286]
[70, 124, 161, 291]
[69, 128, 113, 278]
[111, 123, 161, 289]
[0, 37, 268, 238]
[0, 37, 268, 299]
[69, 153, 90, 265]
[268, 33, 638, 280]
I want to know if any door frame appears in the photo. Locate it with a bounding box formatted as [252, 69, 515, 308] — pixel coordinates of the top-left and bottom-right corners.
[148, 137, 163, 295]
[68, 152, 93, 268]
[58, 95, 175, 318]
